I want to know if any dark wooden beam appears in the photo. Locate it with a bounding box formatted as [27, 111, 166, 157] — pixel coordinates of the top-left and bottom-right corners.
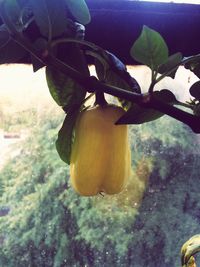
[85, 0, 200, 64]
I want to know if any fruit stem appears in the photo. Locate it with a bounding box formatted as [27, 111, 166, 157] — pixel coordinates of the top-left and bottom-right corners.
[95, 91, 107, 106]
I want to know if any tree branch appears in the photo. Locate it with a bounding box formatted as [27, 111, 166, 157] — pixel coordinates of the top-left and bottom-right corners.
[82, 76, 200, 133]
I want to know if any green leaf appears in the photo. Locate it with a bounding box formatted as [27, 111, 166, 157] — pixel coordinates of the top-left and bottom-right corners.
[153, 89, 178, 104]
[130, 25, 169, 71]
[65, 0, 91, 25]
[189, 81, 200, 100]
[116, 104, 163, 125]
[184, 56, 200, 79]
[56, 111, 79, 164]
[100, 51, 141, 93]
[0, 24, 27, 64]
[29, 0, 68, 38]
[116, 89, 176, 125]
[94, 51, 141, 109]
[46, 66, 86, 110]
[46, 31, 89, 109]
[158, 52, 182, 78]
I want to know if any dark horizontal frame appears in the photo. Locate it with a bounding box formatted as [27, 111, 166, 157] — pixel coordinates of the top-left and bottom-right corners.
[85, 0, 200, 64]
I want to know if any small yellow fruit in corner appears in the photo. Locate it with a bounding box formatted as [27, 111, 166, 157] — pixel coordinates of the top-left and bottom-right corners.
[70, 104, 132, 196]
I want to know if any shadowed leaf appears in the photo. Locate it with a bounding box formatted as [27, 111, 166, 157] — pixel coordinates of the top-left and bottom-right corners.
[0, 24, 27, 64]
[158, 52, 182, 78]
[116, 104, 163, 125]
[189, 81, 200, 100]
[29, 0, 68, 38]
[46, 66, 86, 110]
[95, 51, 141, 109]
[116, 90, 177, 125]
[184, 55, 200, 79]
[65, 0, 91, 25]
[56, 111, 79, 164]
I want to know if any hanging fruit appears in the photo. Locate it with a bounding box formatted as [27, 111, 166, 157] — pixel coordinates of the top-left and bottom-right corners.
[70, 100, 132, 196]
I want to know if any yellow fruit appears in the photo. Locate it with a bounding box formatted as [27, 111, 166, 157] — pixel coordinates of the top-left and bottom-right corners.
[70, 104, 132, 196]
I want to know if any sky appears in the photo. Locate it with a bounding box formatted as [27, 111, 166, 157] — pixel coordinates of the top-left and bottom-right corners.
[143, 0, 200, 4]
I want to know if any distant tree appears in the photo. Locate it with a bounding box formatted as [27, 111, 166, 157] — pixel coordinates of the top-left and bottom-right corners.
[0, 108, 200, 267]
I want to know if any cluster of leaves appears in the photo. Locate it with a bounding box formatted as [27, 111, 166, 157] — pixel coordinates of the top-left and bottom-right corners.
[0, 110, 85, 267]
[0, 109, 200, 266]
[1, 108, 37, 131]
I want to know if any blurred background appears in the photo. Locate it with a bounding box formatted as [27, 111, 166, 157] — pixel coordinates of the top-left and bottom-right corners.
[0, 64, 200, 266]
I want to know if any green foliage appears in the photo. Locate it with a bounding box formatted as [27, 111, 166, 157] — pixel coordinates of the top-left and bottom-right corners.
[94, 51, 141, 95]
[130, 25, 169, 72]
[0, 108, 135, 266]
[116, 90, 177, 125]
[116, 102, 164, 125]
[94, 51, 141, 109]
[158, 52, 182, 78]
[189, 81, 200, 100]
[126, 119, 200, 267]
[0, 107, 200, 266]
[184, 55, 200, 79]
[46, 66, 86, 108]
[2, 109, 37, 132]
[0, 111, 77, 267]
[29, 0, 68, 39]
[65, 0, 91, 25]
[56, 110, 79, 164]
